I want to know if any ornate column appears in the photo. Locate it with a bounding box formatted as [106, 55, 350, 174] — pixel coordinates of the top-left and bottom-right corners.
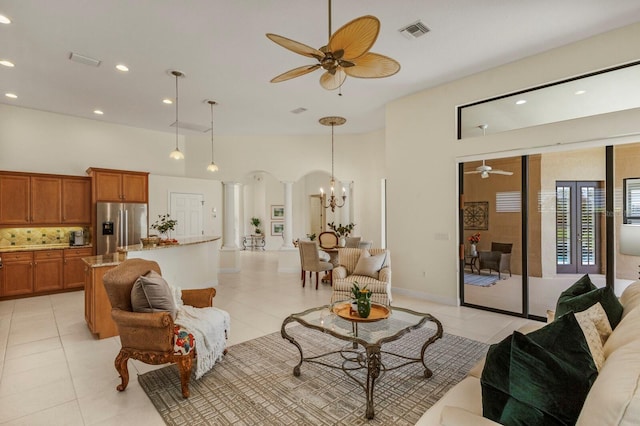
[282, 181, 294, 248]
[220, 181, 241, 273]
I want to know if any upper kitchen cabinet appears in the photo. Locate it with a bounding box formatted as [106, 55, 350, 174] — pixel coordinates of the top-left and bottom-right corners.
[62, 177, 91, 224]
[0, 174, 30, 225]
[31, 176, 62, 224]
[87, 168, 148, 203]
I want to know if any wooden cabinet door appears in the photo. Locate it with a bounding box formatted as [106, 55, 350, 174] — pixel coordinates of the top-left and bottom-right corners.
[1, 252, 33, 296]
[94, 171, 123, 201]
[31, 176, 62, 224]
[34, 250, 63, 293]
[63, 248, 92, 289]
[62, 178, 91, 224]
[0, 174, 30, 225]
[121, 173, 147, 202]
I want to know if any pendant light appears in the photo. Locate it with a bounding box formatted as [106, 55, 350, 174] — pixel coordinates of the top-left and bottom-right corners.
[169, 70, 185, 160]
[318, 116, 347, 212]
[206, 100, 219, 172]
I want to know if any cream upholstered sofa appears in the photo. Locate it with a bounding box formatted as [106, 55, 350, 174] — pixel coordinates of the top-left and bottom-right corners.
[416, 280, 640, 425]
[330, 248, 391, 305]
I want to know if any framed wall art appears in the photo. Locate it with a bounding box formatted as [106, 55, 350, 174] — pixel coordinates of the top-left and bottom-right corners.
[271, 205, 284, 220]
[271, 221, 284, 236]
[463, 201, 489, 230]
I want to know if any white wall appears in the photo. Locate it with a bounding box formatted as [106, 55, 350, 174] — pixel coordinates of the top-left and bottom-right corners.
[386, 22, 640, 305]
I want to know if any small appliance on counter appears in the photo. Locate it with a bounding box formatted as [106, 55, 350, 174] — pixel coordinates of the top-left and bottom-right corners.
[70, 229, 84, 246]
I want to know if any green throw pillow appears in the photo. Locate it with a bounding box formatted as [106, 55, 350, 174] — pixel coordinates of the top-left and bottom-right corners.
[481, 313, 598, 426]
[556, 284, 623, 329]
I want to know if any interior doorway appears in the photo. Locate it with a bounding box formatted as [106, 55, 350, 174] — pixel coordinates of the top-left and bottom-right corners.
[169, 192, 204, 238]
[309, 194, 325, 237]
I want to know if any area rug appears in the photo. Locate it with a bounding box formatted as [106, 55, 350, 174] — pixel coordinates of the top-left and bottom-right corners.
[138, 324, 488, 425]
[464, 273, 499, 287]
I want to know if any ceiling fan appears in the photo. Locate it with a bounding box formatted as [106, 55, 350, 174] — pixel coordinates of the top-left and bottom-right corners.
[465, 160, 514, 179]
[265, 0, 400, 91]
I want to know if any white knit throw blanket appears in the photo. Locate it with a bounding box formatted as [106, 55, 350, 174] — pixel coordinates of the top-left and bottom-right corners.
[175, 305, 231, 379]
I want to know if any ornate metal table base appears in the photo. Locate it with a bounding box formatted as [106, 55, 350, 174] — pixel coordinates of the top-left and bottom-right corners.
[281, 306, 443, 420]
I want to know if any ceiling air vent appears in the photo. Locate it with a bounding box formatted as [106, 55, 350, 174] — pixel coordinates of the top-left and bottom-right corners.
[68, 52, 101, 67]
[291, 107, 307, 114]
[398, 20, 430, 40]
[170, 121, 210, 133]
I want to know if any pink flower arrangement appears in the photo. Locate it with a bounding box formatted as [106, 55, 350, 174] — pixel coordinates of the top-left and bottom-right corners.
[467, 233, 480, 244]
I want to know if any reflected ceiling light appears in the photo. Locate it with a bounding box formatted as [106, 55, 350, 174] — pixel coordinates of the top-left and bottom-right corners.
[5, 93, 17, 99]
[115, 64, 129, 72]
[515, 99, 527, 105]
[0, 15, 11, 24]
[206, 100, 219, 172]
[319, 116, 347, 212]
[93, 110, 104, 115]
[0, 60, 14, 67]
[575, 90, 586, 95]
[162, 98, 173, 104]
[169, 70, 185, 160]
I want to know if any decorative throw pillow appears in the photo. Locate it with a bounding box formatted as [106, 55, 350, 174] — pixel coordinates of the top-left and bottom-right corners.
[353, 250, 386, 279]
[574, 302, 613, 371]
[131, 270, 178, 319]
[556, 283, 623, 329]
[554, 274, 596, 313]
[481, 312, 598, 425]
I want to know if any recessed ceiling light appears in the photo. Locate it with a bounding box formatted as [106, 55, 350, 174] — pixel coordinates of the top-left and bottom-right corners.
[163, 98, 173, 104]
[115, 64, 129, 72]
[5, 93, 17, 99]
[93, 110, 104, 115]
[575, 90, 586, 95]
[0, 60, 14, 67]
[0, 15, 11, 24]
[515, 99, 527, 105]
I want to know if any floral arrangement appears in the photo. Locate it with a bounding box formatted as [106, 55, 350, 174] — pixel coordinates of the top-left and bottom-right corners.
[327, 221, 355, 237]
[151, 214, 178, 235]
[467, 233, 481, 244]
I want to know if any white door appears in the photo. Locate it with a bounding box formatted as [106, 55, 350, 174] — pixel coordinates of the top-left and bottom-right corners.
[170, 192, 204, 238]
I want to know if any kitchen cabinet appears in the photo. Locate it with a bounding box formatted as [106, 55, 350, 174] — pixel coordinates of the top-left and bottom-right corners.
[62, 178, 91, 224]
[0, 172, 89, 226]
[87, 168, 148, 203]
[63, 247, 92, 289]
[0, 251, 33, 297]
[84, 263, 119, 338]
[0, 174, 30, 225]
[34, 250, 63, 293]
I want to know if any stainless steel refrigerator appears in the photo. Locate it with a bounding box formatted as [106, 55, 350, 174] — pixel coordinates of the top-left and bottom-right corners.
[96, 202, 148, 255]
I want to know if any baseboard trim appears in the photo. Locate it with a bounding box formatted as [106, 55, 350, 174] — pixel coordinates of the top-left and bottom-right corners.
[392, 286, 459, 306]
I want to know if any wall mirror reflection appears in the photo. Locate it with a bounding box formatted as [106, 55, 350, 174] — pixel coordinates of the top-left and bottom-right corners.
[458, 60, 640, 139]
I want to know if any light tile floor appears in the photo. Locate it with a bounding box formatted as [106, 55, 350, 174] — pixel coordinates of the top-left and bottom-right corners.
[0, 251, 537, 425]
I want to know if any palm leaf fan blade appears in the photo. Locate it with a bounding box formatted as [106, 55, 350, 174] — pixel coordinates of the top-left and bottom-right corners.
[344, 52, 400, 78]
[271, 65, 321, 83]
[328, 15, 380, 60]
[320, 68, 346, 90]
[266, 33, 323, 59]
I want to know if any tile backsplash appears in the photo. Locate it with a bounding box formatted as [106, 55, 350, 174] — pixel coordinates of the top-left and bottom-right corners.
[0, 227, 91, 247]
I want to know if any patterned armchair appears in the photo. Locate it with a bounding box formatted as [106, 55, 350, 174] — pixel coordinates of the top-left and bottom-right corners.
[330, 248, 392, 305]
[102, 258, 225, 398]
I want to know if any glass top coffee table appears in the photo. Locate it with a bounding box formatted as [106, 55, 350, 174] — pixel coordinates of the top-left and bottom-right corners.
[281, 301, 443, 419]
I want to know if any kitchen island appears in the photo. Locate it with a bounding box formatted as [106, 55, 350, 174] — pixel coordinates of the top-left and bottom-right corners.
[117, 236, 222, 289]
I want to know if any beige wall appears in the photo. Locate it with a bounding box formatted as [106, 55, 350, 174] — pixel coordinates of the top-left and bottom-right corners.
[386, 22, 640, 304]
[615, 143, 640, 280]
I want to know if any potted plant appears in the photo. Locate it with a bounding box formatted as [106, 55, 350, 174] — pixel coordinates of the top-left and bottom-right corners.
[327, 222, 355, 247]
[250, 217, 262, 235]
[351, 281, 371, 318]
[150, 214, 178, 242]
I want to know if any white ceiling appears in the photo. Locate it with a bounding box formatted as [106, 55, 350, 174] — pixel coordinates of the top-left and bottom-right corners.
[1, 0, 640, 136]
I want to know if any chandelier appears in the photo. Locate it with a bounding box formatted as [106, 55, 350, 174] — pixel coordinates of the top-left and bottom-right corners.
[319, 116, 346, 212]
[169, 70, 184, 160]
[206, 100, 219, 172]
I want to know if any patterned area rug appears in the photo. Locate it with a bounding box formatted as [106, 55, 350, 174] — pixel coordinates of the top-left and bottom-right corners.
[138, 323, 488, 425]
[464, 273, 499, 287]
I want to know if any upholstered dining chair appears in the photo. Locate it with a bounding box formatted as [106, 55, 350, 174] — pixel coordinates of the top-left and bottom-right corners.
[298, 241, 333, 289]
[102, 258, 225, 398]
[318, 231, 339, 249]
[478, 242, 512, 279]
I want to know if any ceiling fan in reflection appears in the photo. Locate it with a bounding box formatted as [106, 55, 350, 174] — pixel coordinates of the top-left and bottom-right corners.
[465, 124, 514, 179]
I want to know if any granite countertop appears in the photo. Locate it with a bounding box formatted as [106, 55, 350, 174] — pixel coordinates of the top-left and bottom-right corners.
[82, 253, 124, 268]
[0, 244, 93, 253]
[117, 235, 221, 253]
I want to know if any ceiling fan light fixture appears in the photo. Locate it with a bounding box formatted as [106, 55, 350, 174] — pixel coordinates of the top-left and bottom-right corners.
[481, 171, 489, 179]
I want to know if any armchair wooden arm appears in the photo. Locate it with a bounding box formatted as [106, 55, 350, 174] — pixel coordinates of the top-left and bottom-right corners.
[182, 288, 216, 308]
